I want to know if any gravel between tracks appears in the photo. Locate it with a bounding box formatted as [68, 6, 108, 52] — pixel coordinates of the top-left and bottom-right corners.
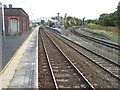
[46, 29, 119, 88]
[42, 29, 93, 88]
[38, 29, 55, 88]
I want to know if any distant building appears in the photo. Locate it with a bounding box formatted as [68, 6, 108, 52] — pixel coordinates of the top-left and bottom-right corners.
[4, 4, 29, 36]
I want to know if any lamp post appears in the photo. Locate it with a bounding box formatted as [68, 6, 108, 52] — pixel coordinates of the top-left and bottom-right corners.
[2, 2, 5, 38]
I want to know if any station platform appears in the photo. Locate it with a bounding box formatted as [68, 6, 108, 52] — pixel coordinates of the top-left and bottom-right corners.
[0, 26, 39, 89]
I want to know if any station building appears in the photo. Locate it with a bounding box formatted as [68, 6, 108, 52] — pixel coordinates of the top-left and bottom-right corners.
[4, 4, 29, 36]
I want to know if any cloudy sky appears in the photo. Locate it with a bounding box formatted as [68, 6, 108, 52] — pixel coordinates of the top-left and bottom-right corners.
[1, 0, 120, 20]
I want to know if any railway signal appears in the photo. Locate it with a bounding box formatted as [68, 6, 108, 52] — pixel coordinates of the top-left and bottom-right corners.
[82, 17, 85, 29]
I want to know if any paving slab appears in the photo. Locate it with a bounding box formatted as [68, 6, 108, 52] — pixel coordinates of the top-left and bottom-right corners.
[2, 29, 33, 71]
[0, 26, 39, 89]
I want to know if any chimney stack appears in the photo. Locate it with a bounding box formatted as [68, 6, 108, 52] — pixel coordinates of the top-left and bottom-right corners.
[9, 4, 12, 8]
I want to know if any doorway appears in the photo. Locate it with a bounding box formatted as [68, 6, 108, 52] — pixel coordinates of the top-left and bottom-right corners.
[10, 18, 18, 35]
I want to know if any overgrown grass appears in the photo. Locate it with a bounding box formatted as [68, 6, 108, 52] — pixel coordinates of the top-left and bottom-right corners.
[87, 23, 118, 32]
[78, 24, 119, 43]
[90, 29, 119, 43]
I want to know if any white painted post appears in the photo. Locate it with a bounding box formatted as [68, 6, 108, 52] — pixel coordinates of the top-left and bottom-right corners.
[2, 2, 5, 38]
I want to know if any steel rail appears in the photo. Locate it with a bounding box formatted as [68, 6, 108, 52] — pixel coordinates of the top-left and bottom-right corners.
[47, 29, 120, 66]
[46, 30, 120, 80]
[71, 29, 120, 50]
[62, 33, 120, 66]
[40, 30, 59, 90]
[43, 30, 95, 89]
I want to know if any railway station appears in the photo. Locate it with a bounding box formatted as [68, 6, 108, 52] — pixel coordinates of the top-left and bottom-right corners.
[0, 0, 120, 89]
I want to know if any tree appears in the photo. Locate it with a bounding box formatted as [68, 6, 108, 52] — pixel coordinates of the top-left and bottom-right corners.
[98, 13, 108, 26]
[98, 12, 117, 27]
[51, 17, 57, 20]
[74, 17, 81, 25]
[41, 20, 45, 24]
[87, 19, 98, 24]
[117, 2, 120, 30]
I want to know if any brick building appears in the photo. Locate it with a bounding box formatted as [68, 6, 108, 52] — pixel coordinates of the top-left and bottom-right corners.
[4, 4, 29, 36]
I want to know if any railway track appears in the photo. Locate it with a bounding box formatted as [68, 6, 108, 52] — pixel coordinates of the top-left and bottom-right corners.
[47, 27, 119, 61]
[38, 28, 55, 88]
[39, 28, 95, 89]
[71, 29, 120, 50]
[45, 29, 120, 80]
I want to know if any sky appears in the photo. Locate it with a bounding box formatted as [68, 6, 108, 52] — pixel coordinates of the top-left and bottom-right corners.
[1, 0, 120, 20]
